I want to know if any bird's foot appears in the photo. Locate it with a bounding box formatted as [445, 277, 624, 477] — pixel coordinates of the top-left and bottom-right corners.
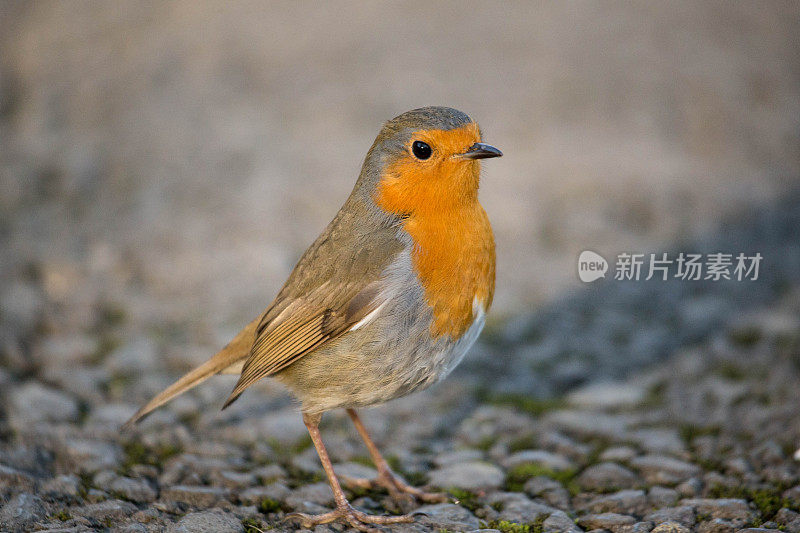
[286, 503, 414, 532]
[341, 469, 448, 505]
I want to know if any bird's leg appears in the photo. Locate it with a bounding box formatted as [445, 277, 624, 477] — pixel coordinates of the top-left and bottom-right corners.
[343, 408, 448, 504]
[286, 412, 415, 532]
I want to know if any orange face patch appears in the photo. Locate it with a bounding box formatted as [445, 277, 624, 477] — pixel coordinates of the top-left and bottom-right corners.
[374, 123, 496, 339]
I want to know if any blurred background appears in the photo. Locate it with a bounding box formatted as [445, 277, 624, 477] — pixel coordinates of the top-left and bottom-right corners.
[2, 2, 798, 331]
[2, 3, 800, 530]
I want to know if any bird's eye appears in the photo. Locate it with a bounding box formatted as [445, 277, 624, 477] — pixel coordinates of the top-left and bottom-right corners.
[412, 141, 432, 160]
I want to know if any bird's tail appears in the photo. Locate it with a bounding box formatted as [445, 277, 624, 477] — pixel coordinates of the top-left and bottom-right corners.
[122, 316, 259, 430]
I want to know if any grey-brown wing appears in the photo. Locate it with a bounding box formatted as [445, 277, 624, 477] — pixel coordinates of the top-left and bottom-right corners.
[222, 280, 383, 407]
[221, 197, 404, 407]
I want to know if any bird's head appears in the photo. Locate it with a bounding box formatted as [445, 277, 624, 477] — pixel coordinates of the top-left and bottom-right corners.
[358, 107, 502, 218]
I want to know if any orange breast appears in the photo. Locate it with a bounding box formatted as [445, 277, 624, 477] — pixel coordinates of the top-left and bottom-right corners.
[402, 206, 496, 338]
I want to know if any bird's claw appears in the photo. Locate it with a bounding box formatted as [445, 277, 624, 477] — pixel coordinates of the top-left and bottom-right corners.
[340, 471, 448, 506]
[286, 503, 414, 532]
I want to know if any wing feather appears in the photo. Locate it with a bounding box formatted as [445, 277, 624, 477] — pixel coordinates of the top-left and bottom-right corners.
[221, 280, 386, 408]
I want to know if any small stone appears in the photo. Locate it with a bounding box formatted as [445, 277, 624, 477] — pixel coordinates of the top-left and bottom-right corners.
[568, 381, 646, 408]
[85, 403, 136, 427]
[209, 470, 257, 489]
[546, 411, 631, 440]
[680, 499, 756, 522]
[543, 509, 583, 532]
[86, 487, 110, 502]
[250, 464, 286, 482]
[256, 408, 309, 446]
[763, 465, 797, 486]
[651, 521, 691, 533]
[239, 482, 290, 506]
[601, 446, 639, 463]
[129, 464, 158, 479]
[783, 486, 800, 506]
[289, 446, 324, 475]
[723, 457, 752, 476]
[160, 485, 231, 508]
[94, 469, 116, 487]
[0, 464, 36, 491]
[676, 478, 703, 497]
[704, 472, 738, 492]
[107, 337, 158, 374]
[578, 462, 639, 491]
[501, 450, 574, 472]
[645, 506, 696, 526]
[8, 382, 80, 430]
[750, 441, 785, 467]
[59, 439, 122, 473]
[539, 431, 591, 460]
[631, 455, 701, 485]
[457, 406, 537, 448]
[524, 476, 571, 509]
[648, 487, 680, 508]
[577, 512, 637, 532]
[629, 429, 686, 455]
[108, 476, 157, 503]
[696, 518, 737, 532]
[333, 462, 378, 481]
[626, 522, 655, 533]
[0, 493, 48, 531]
[1, 281, 42, 331]
[415, 503, 481, 530]
[284, 481, 335, 509]
[429, 461, 505, 490]
[160, 460, 201, 487]
[38, 334, 98, 366]
[776, 508, 800, 525]
[168, 510, 244, 533]
[434, 449, 485, 467]
[132, 507, 161, 523]
[162, 454, 233, 480]
[114, 524, 150, 533]
[586, 490, 648, 516]
[41, 474, 83, 499]
[74, 499, 138, 522]
[485, 492, 556, 523]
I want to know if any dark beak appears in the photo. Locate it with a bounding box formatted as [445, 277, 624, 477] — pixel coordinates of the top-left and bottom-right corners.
[460, 142, 503, 160]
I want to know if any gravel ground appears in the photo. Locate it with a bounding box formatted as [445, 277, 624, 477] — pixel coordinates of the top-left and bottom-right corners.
[1, 197, 799, 532]
[2, 2, 799, 316]
[3, 4, 800, 532]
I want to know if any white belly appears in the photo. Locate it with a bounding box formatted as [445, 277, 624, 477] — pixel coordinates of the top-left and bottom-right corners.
[276, 247, 488, 413]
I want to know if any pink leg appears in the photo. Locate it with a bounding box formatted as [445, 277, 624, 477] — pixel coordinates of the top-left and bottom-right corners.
[286, 412, 416, 532]
[344, 408, 448, 504]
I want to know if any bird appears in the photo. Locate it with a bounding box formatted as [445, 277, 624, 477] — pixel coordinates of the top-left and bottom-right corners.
[123, 106, 502, 531]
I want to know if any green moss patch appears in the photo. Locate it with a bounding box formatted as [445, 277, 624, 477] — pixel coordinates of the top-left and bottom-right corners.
[506, 463, 577, 493]
[486, 516, 548, 533]
[707, 483, 800, 520]
[120, 440, 182, 472]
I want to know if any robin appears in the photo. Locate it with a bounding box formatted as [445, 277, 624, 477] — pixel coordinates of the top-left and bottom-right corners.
[124, 106, 502, 531]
